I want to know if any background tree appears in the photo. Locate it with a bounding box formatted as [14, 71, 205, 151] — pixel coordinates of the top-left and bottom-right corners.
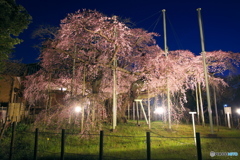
[0, 0, 31, 72]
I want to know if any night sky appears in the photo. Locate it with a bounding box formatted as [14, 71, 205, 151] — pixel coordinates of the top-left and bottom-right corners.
[14, 0, 240, 64]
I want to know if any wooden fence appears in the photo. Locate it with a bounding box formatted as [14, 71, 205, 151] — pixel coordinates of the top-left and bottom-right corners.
[7, 122, 203, 160]
[7, 103, 25, 122]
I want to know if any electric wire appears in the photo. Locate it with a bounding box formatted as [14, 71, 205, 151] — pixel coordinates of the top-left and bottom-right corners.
[135, 11, 161, 25]
[166, 14, 184, 50]
[152, 14, 162, 32]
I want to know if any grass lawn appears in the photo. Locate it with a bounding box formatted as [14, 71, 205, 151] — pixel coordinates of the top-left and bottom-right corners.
[0, 120, 240, 160]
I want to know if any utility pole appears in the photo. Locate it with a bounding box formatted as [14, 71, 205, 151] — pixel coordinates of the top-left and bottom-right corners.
[197, 8, 214, 134]
[162, 9, 171, 130]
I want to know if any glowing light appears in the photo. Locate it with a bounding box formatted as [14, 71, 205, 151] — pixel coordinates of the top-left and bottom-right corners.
[154, 107, 165, 114]
[59, 87, 67, 91]
[236, 109, 240, 114]
[75, 106, 82, 113]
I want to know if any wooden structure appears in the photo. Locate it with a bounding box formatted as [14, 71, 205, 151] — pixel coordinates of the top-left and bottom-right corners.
[0, 74, 25, 122]
[7, 103, 25, 122]
[0, 62, 40, 122]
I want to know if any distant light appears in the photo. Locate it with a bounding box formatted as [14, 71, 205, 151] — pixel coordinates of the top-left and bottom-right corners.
[59, 87, 67, 91]
[236, 109, 240, 114]
[75, 106, 82, 113]
[154, 107, 165, 114]
[224, 104, 228, 107]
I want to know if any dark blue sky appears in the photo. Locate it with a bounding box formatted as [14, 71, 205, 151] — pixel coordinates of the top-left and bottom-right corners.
[14, 0, 240, 64]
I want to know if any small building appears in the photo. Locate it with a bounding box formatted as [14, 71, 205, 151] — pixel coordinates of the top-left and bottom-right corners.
[0, 62, 40, 122]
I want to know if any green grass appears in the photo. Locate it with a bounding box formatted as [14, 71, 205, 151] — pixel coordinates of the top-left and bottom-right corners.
[1, 121, 240, 160]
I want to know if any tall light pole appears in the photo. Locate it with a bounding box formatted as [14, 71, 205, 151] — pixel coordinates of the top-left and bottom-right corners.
[162, 9, 171, 130]
[197, 8, 214, 134]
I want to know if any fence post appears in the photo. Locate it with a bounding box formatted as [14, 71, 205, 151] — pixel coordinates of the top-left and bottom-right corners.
[99, 130, 104, 160]
[61, 129, 65, 160]
[146, 132, 151, 160]
[34, 128, 39, 160]
[9, 122, 16, 160]
[196, 132, 202, 160]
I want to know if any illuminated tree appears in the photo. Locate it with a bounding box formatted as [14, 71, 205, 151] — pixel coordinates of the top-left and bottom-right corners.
[23, 9, 240, 132]
[24, 9, 160, 131]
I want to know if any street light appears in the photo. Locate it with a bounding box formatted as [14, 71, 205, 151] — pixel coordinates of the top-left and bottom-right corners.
[154, 107, 165, 121]
[69, 106, 82, 124]
[154, 107, 165, 115]
[74, 106, 82, 113]
[236, 109, 240, 114]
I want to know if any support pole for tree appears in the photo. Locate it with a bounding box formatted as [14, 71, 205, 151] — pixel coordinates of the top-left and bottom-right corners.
[136, 101, 140, 126]
[227, 112, 231, 128]
[112, 16, 117, 130]
[45, 72, 52, 126]
[81, 65, 86, 132]
[198, 82, 205, 126]
[71, 45, 77, 96]
[195, 85, 200, 124]
[167, 80, 171, 129]
[189, 112, 197, 145]
[213, 86, 219, 131]
[133, 102, 135, 120]
[92, 103, 95, 126]
[162, 9, 171, 130]
[128, 103, 130, 120]
[197, 8, 214, 134]
[112, 57, 117, 129]
[138, 99, 149, 124]
[147, 85, 151, 129]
